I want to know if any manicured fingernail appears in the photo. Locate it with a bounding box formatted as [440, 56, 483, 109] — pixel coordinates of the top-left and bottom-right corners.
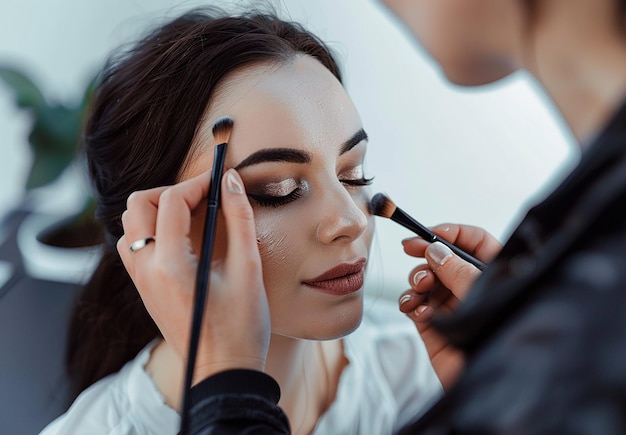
[428, 241, 453, 266]
[399, 294, 412, 307]
[414, 305, 431, 317]
[225, 170, 244, 194]
[412, 270, 428, 287]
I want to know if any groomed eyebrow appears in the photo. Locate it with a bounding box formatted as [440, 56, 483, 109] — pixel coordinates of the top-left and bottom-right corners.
[234, 149, 310, 170]
[340, 128, 368, 155]
[234, 128, 368, 170]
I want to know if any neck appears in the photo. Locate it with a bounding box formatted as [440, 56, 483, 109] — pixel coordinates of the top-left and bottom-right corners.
[265, 334, 319, 394]
[526, 1, 626, 147]
[265, 334, 342, 435]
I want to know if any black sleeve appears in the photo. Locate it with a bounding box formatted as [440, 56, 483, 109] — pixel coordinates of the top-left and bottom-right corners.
[404, 211, 626, 435]
[188, 369, 291, 435]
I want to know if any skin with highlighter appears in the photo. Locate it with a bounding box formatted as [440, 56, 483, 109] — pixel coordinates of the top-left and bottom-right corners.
[192, 61, 373, 341]
[41, 9, 441, 435]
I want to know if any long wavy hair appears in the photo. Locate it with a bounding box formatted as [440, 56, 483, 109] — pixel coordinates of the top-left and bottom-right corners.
[67, 6, 341, 396]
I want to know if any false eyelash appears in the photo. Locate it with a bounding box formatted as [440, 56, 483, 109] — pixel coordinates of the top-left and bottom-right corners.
[341, 176, 374, 187]
[247, 188, 304, 208]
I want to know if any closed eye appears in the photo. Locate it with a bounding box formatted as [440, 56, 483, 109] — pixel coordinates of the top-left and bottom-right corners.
[341, 176, 374, 187]
[247, 188, 304, 208]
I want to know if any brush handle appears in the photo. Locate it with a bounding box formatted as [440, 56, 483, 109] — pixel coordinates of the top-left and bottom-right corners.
[431, 235, 486, 271]
[391, 208, 486, 271]
[180, 142, 228, 434]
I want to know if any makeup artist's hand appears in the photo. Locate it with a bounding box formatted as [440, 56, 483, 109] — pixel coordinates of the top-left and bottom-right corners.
[117, 169, 270, 383]
[398, 223, 501, 389]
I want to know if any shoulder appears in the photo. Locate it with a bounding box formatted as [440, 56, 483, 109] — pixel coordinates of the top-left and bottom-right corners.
[40, 341, 178, 434]
[40, 368, 130, 434]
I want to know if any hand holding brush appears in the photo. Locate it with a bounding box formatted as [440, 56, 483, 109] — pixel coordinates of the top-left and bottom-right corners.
[177, 117, 270, 434]
[370, 193, 502, 389]
[117, 159, 271, 425]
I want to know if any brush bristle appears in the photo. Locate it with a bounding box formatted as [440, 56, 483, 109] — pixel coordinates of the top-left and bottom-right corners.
[212, 116, 234, 145]
[369, 193, 396, 219]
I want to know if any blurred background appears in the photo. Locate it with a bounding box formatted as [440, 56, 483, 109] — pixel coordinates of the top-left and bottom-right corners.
[0, 0, 576, 431]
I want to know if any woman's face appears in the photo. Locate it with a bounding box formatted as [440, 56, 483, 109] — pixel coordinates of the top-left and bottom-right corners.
[381, 0, 526, 85]
[183, 55, 374, 340]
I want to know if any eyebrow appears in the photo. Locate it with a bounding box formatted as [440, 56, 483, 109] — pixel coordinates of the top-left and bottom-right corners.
[234, 128, 368, 170]
[340, 128, 368, 155]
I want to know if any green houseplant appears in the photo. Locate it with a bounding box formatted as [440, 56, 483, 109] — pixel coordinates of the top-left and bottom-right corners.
[0, 65, 100, 249]
[1, 65, 102, 284]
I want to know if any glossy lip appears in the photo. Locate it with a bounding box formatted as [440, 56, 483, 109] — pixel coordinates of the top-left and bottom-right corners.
[303, 258, 366, 296]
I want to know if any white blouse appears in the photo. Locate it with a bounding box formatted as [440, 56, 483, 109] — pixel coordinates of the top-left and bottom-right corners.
[41, 299, 442, 434]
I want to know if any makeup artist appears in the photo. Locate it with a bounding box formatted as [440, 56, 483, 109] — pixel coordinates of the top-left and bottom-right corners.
[113, 0, 626, 433]
[387, 0, 626, 432]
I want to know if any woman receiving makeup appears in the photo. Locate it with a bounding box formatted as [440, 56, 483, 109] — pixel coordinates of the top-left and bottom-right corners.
[40, 7, 442, 435]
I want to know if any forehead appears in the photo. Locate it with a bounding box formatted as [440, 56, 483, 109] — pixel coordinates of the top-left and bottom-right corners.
[200, 55, 362, 163]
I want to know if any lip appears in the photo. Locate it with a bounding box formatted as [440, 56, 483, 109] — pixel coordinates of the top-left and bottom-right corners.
[303, 258, 366, 296]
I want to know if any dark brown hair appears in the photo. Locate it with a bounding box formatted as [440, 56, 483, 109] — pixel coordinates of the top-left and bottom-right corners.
[67, 6, 342, 396]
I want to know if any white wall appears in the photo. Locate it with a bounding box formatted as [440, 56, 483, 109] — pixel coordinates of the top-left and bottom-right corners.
[0, 0, 577, 297]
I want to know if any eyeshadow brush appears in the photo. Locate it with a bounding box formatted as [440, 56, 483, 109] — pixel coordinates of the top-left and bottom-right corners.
[180, 116, 233, 434]
[369, 192, 486, 271]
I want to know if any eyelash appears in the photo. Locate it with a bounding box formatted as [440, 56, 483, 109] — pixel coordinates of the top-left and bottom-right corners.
[248, 189, 304, 208]
[248, 176, 374, 208]
[341, 176, 374, 187]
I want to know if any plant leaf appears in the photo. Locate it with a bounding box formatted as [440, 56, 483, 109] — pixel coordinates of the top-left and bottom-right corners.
[1, 65, 97, 190]
[0, 66, 46, 110]
[25, 150, 74, 189]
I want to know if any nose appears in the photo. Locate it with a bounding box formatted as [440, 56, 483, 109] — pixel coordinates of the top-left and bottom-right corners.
[316, 186, 369, 245]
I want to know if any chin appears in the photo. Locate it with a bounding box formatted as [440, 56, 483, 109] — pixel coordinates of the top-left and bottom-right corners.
[326, 312, 363, 339]
[443, 56, 517, 87]
[274, 295, 364, 340]
[314, 298, 364, 340]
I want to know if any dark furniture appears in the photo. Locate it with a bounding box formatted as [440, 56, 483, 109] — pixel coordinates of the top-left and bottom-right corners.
[0, 210, 81, 434]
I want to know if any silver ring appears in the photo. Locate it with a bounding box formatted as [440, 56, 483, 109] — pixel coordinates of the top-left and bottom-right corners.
[129, 237, 155, 252]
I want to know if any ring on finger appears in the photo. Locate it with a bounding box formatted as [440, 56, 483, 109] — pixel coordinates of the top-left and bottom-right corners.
[129, 237, 155, 252]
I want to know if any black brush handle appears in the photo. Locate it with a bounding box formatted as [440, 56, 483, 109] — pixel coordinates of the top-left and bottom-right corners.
[391, 208, 486, 271]
[180, 142, 227, 434]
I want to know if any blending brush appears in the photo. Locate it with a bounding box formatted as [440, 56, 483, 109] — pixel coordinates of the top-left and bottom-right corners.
[369, 192, 486, 271]
[180, 116, 233, 435]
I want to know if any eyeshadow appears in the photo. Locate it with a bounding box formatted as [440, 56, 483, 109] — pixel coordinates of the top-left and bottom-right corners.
[254, 178, 299, 196]
[339, 164, 364, 179]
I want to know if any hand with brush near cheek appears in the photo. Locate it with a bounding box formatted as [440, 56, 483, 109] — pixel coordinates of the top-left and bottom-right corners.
[117, 168, 270, 383]
[397, 223, 501, 389]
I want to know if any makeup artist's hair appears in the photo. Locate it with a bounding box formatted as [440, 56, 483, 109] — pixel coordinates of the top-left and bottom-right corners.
[67, 6, 342, 396]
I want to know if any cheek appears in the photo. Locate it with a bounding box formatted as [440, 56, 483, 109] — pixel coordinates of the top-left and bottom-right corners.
[253, 210, 294, 277]
[355, 187, 375, 250]
[364, 215, 375, 251]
